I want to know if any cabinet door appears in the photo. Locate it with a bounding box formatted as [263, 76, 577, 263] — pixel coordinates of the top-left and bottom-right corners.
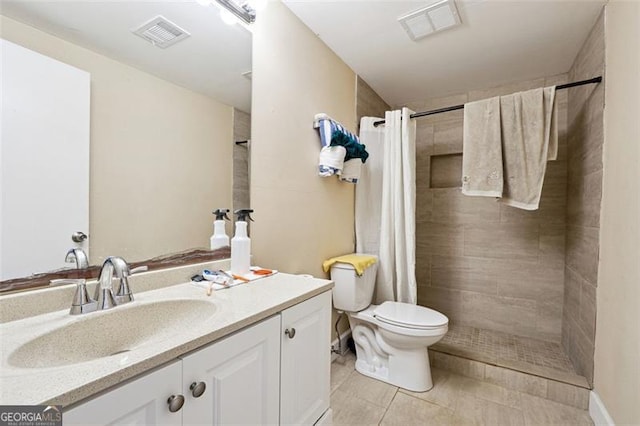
[181, 315, 280, 425]
[280, 291, 332, 425]
[64, 361, 183, 426]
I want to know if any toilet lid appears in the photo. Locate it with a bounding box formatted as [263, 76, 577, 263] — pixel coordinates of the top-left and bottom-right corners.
[373, 302, 448, 329]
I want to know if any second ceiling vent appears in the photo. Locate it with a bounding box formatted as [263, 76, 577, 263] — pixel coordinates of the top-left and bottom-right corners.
[132, 16, 191, 49]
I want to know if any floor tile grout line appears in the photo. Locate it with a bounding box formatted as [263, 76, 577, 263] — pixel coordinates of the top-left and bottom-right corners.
[377, 388, 399, 426]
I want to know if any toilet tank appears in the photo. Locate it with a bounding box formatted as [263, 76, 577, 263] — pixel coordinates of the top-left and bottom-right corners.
[330, 255, 378, 312]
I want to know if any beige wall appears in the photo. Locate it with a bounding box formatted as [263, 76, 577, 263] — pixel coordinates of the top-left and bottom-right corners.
[251, 1, 356, 278]
[594, 1, 640, 423]
[1, 16, 233, 264]
[410, 75, 569, 343]
[562, 11, 605, 386]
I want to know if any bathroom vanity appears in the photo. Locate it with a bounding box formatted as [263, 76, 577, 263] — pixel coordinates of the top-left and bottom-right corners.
[0, 264, 333, 425]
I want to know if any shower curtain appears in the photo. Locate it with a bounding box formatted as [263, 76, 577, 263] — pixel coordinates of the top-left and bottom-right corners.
[356, 108, 417, 304]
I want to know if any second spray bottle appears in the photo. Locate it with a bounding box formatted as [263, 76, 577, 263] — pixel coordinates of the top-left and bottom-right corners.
[230, 209, 254, 276]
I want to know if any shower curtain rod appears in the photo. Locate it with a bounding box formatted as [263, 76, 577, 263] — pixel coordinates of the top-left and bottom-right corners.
[372, 76, 603, 127]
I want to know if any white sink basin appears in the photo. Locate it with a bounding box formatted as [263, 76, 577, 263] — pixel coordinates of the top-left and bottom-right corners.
[8, 299, 218, 368]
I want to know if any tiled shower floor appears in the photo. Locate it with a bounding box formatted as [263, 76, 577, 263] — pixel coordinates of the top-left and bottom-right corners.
[431, 324, 588, 387]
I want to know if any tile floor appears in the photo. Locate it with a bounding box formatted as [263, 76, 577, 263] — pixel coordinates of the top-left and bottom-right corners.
[330, 352, 593, 425]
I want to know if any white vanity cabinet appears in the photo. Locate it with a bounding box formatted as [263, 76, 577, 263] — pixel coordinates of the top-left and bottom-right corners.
[64, 361, 183, 426]
[63, 291, 331, 426]
[181, 315, 281, 425]
[280, 291, 331, 425]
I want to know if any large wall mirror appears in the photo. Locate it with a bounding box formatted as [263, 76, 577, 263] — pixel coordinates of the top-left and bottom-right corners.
[0, 1, 251, 289]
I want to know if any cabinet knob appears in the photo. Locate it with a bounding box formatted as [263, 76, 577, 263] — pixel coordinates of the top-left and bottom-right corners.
[167, 394, 185, 413]
[190, 381, 207, 398]
[284, 328, 296, 339]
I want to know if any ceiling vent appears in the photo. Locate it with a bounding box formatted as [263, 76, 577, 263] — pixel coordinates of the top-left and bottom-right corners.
[132, 16, 191, 49]
[398, 0, 461, 41]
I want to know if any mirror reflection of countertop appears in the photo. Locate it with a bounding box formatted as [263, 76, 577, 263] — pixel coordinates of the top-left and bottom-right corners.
[0, 269, 332, 407]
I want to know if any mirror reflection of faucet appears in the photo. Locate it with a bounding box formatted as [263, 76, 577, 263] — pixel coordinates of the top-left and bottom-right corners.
[65, 248, 89, 269]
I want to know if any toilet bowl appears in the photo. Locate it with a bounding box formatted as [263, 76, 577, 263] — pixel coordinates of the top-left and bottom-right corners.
[330, 255, 448, 392]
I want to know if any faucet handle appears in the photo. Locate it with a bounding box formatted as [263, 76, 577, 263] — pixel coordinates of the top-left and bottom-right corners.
[51, 278, 85, 287]
[115, 264, 148, 305]
[129, 265, 148, 275]
[69, 280, 97, 315]
[115, 278, 134, 304]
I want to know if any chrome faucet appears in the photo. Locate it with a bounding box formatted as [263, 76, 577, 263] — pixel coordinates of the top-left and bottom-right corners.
[93, 257, 148, 310]
[95, 257, 127, 309]
[65, 248, 89, 269]
[65, 256, 148, 315]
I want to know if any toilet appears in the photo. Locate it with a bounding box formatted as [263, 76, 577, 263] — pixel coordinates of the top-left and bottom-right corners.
[330, 255, 448, 392]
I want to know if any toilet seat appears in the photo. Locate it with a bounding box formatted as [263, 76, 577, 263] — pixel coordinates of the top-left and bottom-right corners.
[373, 302, 448, 330]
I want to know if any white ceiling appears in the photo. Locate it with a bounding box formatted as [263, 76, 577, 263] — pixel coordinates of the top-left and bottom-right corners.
[284, 0, 606, 107]
[0, 0, 252, 112]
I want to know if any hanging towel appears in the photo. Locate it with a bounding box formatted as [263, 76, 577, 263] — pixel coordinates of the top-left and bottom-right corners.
[314, 113, 360, 148]
[339, 159, 361, 183]
[499, 86, 557, 210]
[318, 145, 347, 177]
[461, 96, 503, 197]
[330, 130, 369, 163]
[322, 253, 378, 276]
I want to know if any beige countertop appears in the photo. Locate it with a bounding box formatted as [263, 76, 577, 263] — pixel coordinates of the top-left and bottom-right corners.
[0, 271, 333, 407]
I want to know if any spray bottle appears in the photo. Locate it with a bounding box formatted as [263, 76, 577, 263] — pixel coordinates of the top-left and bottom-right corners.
[231, 209, 253, 275]
[210, 209, 230, 250]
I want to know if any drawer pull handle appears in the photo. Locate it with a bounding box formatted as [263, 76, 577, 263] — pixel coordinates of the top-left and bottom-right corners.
[190, 381, 206, 398]
[285, 328, 296, 339]
[167, 394, 185, 412]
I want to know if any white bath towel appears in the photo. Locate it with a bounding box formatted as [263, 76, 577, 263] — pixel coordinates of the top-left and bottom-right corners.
[499, 86, 557, 210]
[318, 145, 346, 177]
[461, 96, 503, 197]
[339, 159, 361, 183]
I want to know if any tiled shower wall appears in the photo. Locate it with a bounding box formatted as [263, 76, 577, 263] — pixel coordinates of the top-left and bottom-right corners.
[356, 76, 391, 122]
[233, 108, 251, 215]
[562, 12, 605, 385]
[411, 75, 569, 343]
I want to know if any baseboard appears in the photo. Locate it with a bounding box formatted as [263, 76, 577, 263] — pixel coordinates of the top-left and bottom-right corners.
[330, 329, 352, 362]
[589, 391, 615, 425]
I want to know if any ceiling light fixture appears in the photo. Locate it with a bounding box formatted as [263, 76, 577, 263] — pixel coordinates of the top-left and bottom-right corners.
[398, 0, 461, 41]
[215, 0, 256, 25]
